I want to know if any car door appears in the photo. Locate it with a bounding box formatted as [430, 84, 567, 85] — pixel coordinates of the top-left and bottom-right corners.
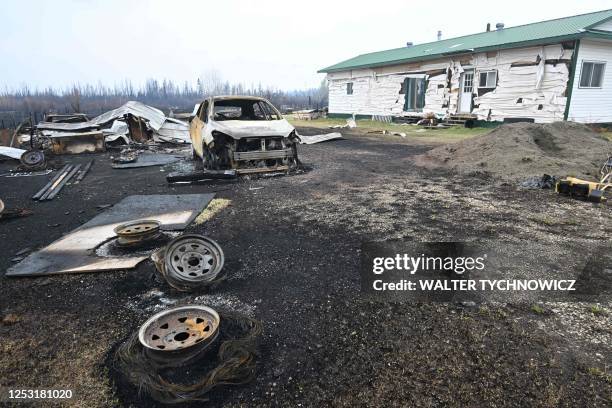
[190, 100, 209, 158]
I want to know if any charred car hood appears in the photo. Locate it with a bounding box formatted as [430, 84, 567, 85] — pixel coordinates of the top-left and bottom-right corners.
[210, 119, 295, 139]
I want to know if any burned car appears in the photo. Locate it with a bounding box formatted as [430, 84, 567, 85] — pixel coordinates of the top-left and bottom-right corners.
[190, 96, 299, 174]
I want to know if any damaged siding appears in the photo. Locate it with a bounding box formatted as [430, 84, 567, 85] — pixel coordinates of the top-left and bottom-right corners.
[328, 61, 452, 116]
[567, 39, 612, 123]
[328, 71, 406, 116]
[423, 73, 448, 114]
[471, 45, 571, 123]
[327, 44, 573, 123]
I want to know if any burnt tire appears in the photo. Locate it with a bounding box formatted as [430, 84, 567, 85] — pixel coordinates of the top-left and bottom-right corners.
[192, 145, 204, 170]
[203, 148, 217, 170]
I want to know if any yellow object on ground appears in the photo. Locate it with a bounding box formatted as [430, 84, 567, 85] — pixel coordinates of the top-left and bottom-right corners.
[556, 156, 611, 203]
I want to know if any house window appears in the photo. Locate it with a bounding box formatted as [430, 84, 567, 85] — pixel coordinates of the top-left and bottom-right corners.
[478, 70, 497, 88]
[579, 61, 605, 88]
[346, 82, 353, 95]
[403, 77, 426, 111]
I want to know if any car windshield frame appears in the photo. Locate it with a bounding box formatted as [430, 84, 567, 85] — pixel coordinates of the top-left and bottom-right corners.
[211, 98, 281, 121]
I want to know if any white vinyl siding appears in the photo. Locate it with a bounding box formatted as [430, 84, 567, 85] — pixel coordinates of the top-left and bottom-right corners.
[568, 39, 612, 123]
[327, 44, 571, 122]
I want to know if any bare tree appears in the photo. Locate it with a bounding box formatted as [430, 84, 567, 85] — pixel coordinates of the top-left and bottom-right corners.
[69, 85, 81, 112]
[0, 76, 329, 125]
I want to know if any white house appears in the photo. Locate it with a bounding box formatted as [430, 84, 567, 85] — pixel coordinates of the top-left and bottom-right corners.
[319, 9, 612, 124]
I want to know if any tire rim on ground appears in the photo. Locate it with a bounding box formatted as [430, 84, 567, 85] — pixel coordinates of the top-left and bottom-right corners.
[159, 234, 225, 290]
[20, 150, 45, 168]
[138, 305, 221, 366]
[113, 220, 161, 246]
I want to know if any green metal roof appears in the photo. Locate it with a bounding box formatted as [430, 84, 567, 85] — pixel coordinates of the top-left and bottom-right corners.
[319, 9, 612, 73]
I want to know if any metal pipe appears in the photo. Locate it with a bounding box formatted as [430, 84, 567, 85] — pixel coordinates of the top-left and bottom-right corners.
[166, 169, 237, 183]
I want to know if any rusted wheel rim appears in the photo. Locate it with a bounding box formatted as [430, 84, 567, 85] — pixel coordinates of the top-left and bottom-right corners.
[138, 305, 220, 352]
[164, 234, 224, 286]
[113, 219, 161, 246]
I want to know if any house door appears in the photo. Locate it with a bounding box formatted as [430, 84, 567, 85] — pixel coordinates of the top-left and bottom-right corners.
[458, 71, 474, 113]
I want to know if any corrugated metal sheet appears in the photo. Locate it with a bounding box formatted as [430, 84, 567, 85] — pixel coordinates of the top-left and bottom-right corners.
[90, 101, 166, 131]
[320, 9, 612, 72]
[45, 130, 105, 139]
[298, 132, 343, 144]
[154, 118, 191, 144]
[37, 122, 99, 131]
[37, 101, 166, 135]
[0, 146, 26, 160]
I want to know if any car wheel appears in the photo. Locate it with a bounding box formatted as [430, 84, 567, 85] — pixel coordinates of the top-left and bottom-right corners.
[192, 144, 204, 170]
[203, 149, 215, 170]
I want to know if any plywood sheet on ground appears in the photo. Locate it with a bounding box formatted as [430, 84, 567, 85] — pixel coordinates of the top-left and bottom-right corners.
[5, 194, 214, 277]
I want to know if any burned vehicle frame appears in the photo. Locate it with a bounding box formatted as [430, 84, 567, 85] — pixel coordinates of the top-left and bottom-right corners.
[189, 96, 299, 174]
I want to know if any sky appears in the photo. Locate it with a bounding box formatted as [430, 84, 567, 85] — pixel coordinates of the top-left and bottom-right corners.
[0, 0, 610, 92]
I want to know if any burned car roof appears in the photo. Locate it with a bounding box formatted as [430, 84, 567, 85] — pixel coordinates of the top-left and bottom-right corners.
[210, 95, 271, 102]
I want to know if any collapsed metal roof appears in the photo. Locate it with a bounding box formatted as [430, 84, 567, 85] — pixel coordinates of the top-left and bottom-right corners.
[91, 101, 166, 131]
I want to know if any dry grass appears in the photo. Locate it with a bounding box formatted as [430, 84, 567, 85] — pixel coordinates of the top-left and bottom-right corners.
[600, 131, 612, 142]
[194, 198, 232, 225]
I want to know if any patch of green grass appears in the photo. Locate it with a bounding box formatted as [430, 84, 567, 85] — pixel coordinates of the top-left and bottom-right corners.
[539, 215, 557, 226]
[478, 305, 508, 319]
[541, 218, 556, 226]
[528, 215, 557, 226]
[587, 367, 612, 383]
[478, 305, 491, 316]
[285, 117, 346, 128]
[589, 305, 606, 315]
[531, 304, 545, 314]
[285, 116, 490, 143]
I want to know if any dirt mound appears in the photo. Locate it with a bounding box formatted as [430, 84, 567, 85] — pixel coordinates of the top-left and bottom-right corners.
[419, 122, 611, 180]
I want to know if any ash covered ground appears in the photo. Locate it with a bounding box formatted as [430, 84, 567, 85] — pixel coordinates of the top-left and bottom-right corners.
[0, 127, 610, 407]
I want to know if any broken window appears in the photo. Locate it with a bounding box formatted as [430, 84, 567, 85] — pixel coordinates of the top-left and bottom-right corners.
[478, 70, 497, 88]
[346, 82, 353, 95]
[403, 77, 426, 112]
[260, 102, 281, 120]
[212, 99, 279, 121]
[579, 61, 605, 88]
[252, 103, 266, 120]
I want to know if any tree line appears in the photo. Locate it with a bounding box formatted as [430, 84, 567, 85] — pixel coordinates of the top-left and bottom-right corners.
[0, 77, 328, 126]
